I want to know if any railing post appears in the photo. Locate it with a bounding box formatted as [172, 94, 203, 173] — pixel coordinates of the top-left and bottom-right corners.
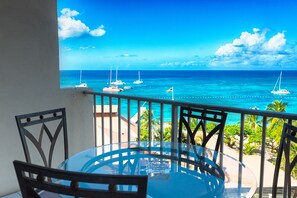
[109, 97, 112, 144]
[127, 99, 131, 143]
[137, 100, 141, 141]
[118, 98, 121, 143]
[239, 113, 245, 163]
[259, 116, 267, 198]
[148, 102, 152, 142]
[93, 94, 97, 147]
[236, 113, 245, 197]
[171, 105, 178, 143]
[160, 103, 164, 143]
[101, 95, 104, 146]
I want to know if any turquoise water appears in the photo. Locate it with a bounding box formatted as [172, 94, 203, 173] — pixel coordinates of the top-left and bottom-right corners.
[61, 70, 297, 122]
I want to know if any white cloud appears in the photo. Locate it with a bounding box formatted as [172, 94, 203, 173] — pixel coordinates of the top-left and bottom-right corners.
[119, 54, 138, 57]
[160, 61, 200, 67]
[61, 46, 72, 52]
[58, 11, 90, 39]
[212, 28, 289, 67]
[58, 8, 106, 39]
[253, 28, 260, 33]
[90, 25, 106, 37]
[122, 54, 130, 57]
[216, 28, 266, 56]
[263, 32, 286, 51]
[79, 46, 96, 50]
[215, 43, 241, 56]
[61, 8, 79, 17]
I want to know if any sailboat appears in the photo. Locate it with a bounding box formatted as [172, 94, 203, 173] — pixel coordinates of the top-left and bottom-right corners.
[75, 70, 88, 88]
[271, 71, 290, 95]
[103, 67, 123, 92]
[133, 71, 143, 84]
[111, 67, 125, 85]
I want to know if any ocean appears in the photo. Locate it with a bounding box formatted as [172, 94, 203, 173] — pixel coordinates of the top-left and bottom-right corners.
[60, 70, 297, 118]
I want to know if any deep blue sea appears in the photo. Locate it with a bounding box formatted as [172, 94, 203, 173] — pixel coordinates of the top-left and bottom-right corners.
[60, 70, 297, 118]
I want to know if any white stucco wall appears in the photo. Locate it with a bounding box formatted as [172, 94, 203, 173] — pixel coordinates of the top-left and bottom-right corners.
[0, 0, 94, 195]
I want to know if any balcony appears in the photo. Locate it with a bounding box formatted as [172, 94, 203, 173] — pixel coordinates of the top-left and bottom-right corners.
[1, 0, 296, 197]
[84, 90, 297, 197]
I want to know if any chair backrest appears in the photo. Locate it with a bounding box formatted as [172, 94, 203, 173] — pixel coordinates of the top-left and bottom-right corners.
[13, 160, 148, 198]
[15, 108, 68, 168]
[178, 106, 227, 153]
[272, 123, 297, 198]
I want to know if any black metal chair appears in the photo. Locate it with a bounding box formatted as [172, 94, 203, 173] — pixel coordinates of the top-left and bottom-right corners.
[272, 123, 297, 198]
[15, 108, 68, 168]
[13, 160, 148, 198]
[178, 106, 227, 153]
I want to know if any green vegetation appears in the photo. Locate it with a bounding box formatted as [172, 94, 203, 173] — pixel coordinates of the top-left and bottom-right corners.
[139, 110, 159, 141]
[221, 100, 289, 155]
[139, 109, 171, 141]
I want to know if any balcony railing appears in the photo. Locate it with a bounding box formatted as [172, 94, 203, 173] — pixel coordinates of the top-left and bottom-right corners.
[84, 90, 297, 198]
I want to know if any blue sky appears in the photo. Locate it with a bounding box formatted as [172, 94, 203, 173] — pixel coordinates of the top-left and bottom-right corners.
[58, 0, 297, 70]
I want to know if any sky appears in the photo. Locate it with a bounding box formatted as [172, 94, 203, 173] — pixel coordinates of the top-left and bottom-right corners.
[57, 0, 297, 70]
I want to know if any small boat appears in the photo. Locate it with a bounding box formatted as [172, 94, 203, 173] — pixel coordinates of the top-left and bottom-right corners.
[103, 86, 123, 92]
[124, 86, 133, 90]
[271, 71, 290, 95]
[103, 67, 124, 92]
[250, 106, 259, 110]
[75, 82, 87, 88]
[111, 67, 125, 85]
[111, 80, 125, 85]
[75, 70, 88, 88]
[133, 71, 143, 84]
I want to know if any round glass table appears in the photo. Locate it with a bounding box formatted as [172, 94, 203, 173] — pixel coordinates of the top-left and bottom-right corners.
[59, 141, 257, 198]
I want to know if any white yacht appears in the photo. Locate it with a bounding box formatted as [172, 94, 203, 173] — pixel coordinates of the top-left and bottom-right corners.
[103, 68, 123, 92]
[103, 86, 123, 92]
[271, 71, 290, 95]
[133, 71, 143, 84]
[75, 70, 88, 88]
[111, 67, 125, 85]
[124, 85, 133, 90]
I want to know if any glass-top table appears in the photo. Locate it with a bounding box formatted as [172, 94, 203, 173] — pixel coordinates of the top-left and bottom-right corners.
[59, 141, 257, 198]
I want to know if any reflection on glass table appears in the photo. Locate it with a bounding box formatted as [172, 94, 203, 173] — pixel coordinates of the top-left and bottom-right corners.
[59, 141, 257, 198]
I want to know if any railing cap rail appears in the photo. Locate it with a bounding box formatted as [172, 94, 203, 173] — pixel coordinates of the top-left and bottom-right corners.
[84, 90, 297, 120]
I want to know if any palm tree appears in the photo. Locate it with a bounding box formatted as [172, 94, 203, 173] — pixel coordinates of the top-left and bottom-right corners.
[266, 100, 288, 150]
[139, 110, 159, 140]
[154, 125, 171, 142]
[266, 100, 288, 112]
[266, 100, 288, 130]
[244, 114, 261, 132]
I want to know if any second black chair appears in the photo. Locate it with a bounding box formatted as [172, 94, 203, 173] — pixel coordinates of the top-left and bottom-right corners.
[15, 108, 68, 168]
[178, 106, 227, 153]
[14, 160, 148, 198]
[272, 123, 297, 198]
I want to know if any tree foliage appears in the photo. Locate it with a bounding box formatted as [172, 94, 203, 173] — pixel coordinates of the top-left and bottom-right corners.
[139, 110, 159, 141]
[266, 100, 288, 152]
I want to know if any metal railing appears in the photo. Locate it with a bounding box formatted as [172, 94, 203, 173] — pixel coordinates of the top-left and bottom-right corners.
[84, 90, 297, 198]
